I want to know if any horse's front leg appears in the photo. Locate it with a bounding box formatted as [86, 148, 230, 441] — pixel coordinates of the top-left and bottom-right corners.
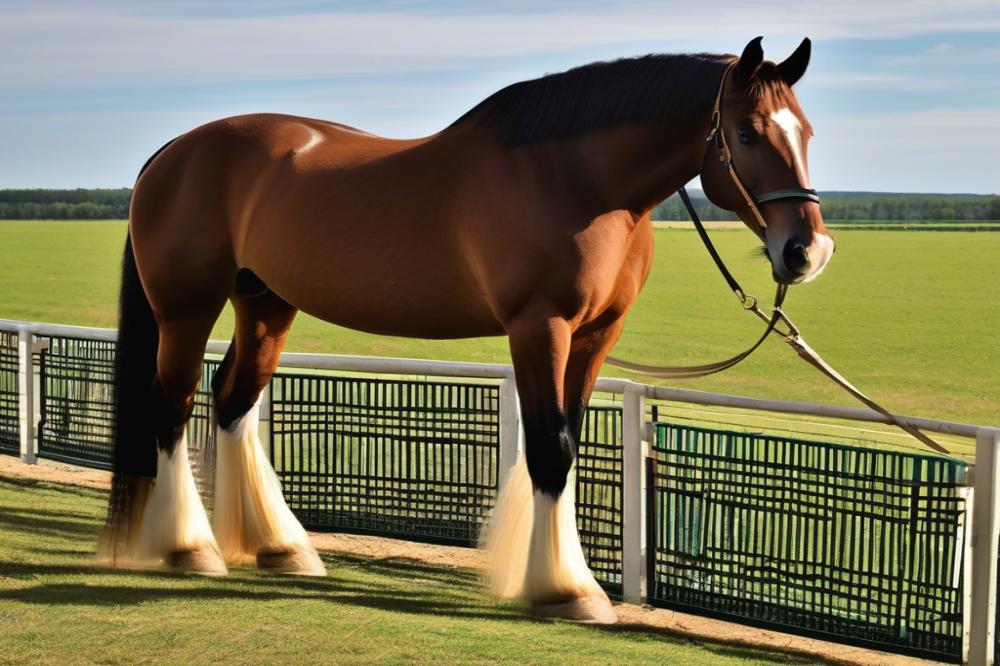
[483, 311, 617, 623]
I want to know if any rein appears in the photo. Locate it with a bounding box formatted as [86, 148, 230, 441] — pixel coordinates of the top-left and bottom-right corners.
[604, 62, 949, 455]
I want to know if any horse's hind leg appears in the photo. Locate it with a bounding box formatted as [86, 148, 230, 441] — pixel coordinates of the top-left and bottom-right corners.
[483, 311, 616, 623]
[135, 314, 229, 575]
[211, 287, 325, 576]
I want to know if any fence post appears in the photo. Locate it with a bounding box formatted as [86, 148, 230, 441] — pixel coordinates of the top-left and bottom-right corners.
[17, 328, 37, 464]
[969, 427, 1000, 666]
[497, 374, 521, 487]
[622, 381, 647, 605]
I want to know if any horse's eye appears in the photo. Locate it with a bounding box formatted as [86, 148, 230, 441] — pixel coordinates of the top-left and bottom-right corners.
[737, 126, 758, 145]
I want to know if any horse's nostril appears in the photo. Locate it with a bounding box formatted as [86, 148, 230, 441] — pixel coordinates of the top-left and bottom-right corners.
[783, 240, 809, 273]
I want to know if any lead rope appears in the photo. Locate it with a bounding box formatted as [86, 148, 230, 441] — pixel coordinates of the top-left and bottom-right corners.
[604, 186, 949, 455]
[605, 188, 789, 378]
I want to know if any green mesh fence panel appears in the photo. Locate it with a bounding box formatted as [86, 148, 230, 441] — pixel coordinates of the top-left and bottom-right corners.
[648, 422, 968, 661]
[0, 330, 19, 456]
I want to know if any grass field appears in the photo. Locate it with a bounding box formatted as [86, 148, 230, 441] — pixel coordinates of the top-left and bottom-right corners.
[0, 473, 819, 665]
[0, 220, 996, 429]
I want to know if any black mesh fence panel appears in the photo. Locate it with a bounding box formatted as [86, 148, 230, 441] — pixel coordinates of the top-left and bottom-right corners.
[36, 336, 116, 468]
[35, 335, 216, 475]
[268, 371, 500, 545]
[0, 330, 19, 456]
[576, 405, 624, 596]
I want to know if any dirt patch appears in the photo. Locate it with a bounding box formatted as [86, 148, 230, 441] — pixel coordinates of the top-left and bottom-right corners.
[0, 455, 111, 490]
[309, 532, 485, 570]
[1, 456, 940, 666]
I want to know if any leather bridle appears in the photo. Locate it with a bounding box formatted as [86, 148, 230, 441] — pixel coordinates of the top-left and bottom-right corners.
[604, 60, 949, 455]
[706, 60, 820, 233]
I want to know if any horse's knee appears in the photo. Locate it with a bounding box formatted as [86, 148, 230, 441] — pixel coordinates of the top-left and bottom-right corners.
[524, 409, 575, 497]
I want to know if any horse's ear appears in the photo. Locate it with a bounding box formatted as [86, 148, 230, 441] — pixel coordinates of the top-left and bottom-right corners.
[777, 38, 811, 86]
[737, 36, 764, 85]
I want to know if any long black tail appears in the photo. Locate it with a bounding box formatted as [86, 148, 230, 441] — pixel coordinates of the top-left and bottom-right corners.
[100, 232, 161, 558]
[100, 140, 176, 559]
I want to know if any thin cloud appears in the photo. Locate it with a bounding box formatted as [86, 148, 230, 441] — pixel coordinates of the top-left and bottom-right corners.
[813, 108, 1000, 193]
[3, 1, 1000, 87]
[811, 73, 961, 92]
[1, 1, 999, 191]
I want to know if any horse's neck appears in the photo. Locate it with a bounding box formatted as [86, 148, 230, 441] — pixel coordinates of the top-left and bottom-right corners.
[569, 121, 707, 217]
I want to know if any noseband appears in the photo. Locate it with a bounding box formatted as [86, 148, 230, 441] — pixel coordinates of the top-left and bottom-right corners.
[706, 61, 819, 231]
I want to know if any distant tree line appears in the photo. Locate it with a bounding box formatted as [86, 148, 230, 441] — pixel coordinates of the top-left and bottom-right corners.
[652, 191, 1000, 221]
[0, 188, 131, 219]
[1, 187, 998, 221]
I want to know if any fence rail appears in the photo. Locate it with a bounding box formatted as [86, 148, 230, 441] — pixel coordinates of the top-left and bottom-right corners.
[0, 317, 997, 665]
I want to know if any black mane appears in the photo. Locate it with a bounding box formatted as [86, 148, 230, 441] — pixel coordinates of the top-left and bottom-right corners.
[450, 53, 733, 146]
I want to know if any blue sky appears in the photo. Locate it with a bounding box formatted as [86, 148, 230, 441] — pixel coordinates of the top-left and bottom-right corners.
[1, 1, 998, 193]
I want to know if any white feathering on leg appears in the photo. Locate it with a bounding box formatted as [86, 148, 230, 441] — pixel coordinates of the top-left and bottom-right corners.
[482, 453, 534, 598]
[482, 455, 602, 602]
[135, 432, 223, 568]
[523, 469, 603, 603]
[213, 400, 324, 575]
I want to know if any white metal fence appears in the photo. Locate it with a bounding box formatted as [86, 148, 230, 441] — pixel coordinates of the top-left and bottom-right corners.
[1, 317, 997, 664]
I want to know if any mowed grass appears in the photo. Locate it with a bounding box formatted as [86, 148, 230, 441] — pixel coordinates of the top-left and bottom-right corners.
[0, 220, 997, 427]
[0, 475, 815, 665]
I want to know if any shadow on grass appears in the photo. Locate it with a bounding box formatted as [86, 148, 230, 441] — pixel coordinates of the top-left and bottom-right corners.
[0, 556, 527, 622]
[2, 475, 830, 664]
[0, 557, 832, 664]
[0, 507, 100, 540]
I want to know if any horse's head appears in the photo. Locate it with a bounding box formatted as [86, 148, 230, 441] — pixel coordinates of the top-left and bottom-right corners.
[701, 37, 834, 285]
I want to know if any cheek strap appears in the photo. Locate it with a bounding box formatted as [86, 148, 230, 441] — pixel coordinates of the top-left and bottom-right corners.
[707, 62, 821, 228]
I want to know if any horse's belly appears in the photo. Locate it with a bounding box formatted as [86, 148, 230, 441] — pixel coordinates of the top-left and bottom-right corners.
[306, 295, 505, 339]
[256, 253, 504, 339]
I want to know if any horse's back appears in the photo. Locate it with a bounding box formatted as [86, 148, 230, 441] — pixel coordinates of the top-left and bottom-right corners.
[128, 112, 651, 341]
[129, 113, 504, 336]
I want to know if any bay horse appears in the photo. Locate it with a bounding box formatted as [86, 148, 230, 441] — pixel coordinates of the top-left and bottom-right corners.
[100, 36, 832, 623]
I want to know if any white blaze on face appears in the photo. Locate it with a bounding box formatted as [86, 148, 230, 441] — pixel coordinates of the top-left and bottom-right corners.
[769, 108, 810, 188]
[765, 107, 833, 283]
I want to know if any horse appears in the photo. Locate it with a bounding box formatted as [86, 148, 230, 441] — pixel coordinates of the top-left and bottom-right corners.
[99, 36, 832, 624]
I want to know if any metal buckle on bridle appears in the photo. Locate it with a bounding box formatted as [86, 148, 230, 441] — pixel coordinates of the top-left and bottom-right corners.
[735, 289, 757, 311]
[771, 308, 800, 342]
[706, 110, 721, 142]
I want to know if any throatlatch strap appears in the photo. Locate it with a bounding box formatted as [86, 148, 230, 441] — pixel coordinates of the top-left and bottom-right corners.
[678, 188, 743, 297]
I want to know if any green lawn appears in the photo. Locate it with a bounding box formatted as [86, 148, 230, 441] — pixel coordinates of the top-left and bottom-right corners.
[0, 474, 815, 665]
[0, 220, 996, 429]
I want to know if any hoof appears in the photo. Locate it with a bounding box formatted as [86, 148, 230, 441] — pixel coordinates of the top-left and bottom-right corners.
[532, 593, 618, 624]
[165, 546, 228, 576]
[257, 545, 326, 577]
